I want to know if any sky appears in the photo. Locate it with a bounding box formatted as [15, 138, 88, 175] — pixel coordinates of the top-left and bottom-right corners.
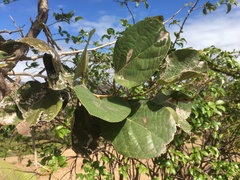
[0, 0, 240, 80]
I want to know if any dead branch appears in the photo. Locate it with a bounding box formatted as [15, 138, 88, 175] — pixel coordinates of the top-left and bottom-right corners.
[9, 15, 24, 37]
[172, 0, 200, 48]
[164, 5, 186, 24]
[59, 40, 116, 57]
[0, 28, 24, 35]
[7, 71, 47, 79]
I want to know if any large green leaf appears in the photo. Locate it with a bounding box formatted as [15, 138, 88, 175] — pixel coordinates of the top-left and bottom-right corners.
[158, 49, 207, 84]
[113, 18, 171, 88]
[101, 100, 177, 159]
[74, 29, 95, 80]
[16, 81, 63, 125]
[74, 85, 131, 122]
[0, 159, 37, 180]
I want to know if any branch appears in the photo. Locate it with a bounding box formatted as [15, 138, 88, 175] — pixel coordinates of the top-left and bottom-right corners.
[9, 15, 24, 37]
[172, 0, 200, 48]
[7, 71, 47, 79]
[0, 28, 24, 35]
[26, 0, 49, 38]
[164, 5, 186, 24]
[124, 1, 135, 24]
[59, 40, 116, 56]
[4, 40, 116, 62]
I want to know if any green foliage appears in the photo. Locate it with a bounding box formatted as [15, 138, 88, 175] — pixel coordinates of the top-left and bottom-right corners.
[1, 0, 240, 179]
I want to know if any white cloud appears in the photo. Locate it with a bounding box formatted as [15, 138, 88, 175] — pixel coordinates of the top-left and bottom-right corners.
[69, 15, 125, 38]
[170, 6, 240, 51]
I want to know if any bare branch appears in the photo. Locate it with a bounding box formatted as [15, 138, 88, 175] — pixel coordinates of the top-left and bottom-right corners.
[164, 5, 186, 24]
[124, 1, 135, 24]
[26, 0, 49, 38]
[172, 0, 200, 48]
[0, 28, 24, 35]
[7, 71, 47, 80]
[59, 41, 116, 57]
[9, 15, 24, 37]
[5, 40, 116, 62]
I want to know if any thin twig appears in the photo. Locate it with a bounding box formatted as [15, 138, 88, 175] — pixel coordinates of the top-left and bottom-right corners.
[0, 28, 24, 34]
[59, 41, 116, 56]
[164, 5, 186, 24]
[9, 15, 24, 37]
[7, 71, 47, 79]
[124, 1, 135, 24]
[172, 0, 200, 48]
[5, 41, 116, 61]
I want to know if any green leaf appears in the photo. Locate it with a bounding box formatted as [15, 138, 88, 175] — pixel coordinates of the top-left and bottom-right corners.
[74, 85, 131, 122]
[101, 100, 177, 158]
[74, 29, 95, 80]
[0, 159, 37, 180]
[158, 49, 207, 84]
[226, 3, 232, 13]
[113, 18, 171, 88]
[16, 81, 63, 125]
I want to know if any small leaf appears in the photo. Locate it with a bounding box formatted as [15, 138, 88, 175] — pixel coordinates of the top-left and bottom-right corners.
[74, 85, 131, 122]
[226, 3, 232, 13]
[74, 29, 95, 80]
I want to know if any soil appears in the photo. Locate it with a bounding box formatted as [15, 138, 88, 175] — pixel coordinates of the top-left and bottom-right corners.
[1, 149, 150, 180]
[1, 149, 84, 180]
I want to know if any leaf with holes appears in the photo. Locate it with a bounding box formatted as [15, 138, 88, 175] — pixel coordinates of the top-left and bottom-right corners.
[175, 102, 192, 133]
[158, 49, 207, 84]
[18, 37, 54, 52]
[16, 81, 63, 125]
[113, 18, 171, 88]
[101, 100, 177, 158]
[153, 90, 193, 133]
[74, 85, 131, 122]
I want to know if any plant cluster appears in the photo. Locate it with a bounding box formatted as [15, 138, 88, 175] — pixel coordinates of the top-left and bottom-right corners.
[0, 0, 239, 179]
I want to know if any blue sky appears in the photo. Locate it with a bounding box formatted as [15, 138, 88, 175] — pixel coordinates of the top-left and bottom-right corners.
[0, 0, 240, 80]
[1, 0, 240, 50]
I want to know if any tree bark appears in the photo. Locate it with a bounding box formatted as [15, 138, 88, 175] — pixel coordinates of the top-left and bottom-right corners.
[14, 0, 49, 59]
[0, 0, 49, 100]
